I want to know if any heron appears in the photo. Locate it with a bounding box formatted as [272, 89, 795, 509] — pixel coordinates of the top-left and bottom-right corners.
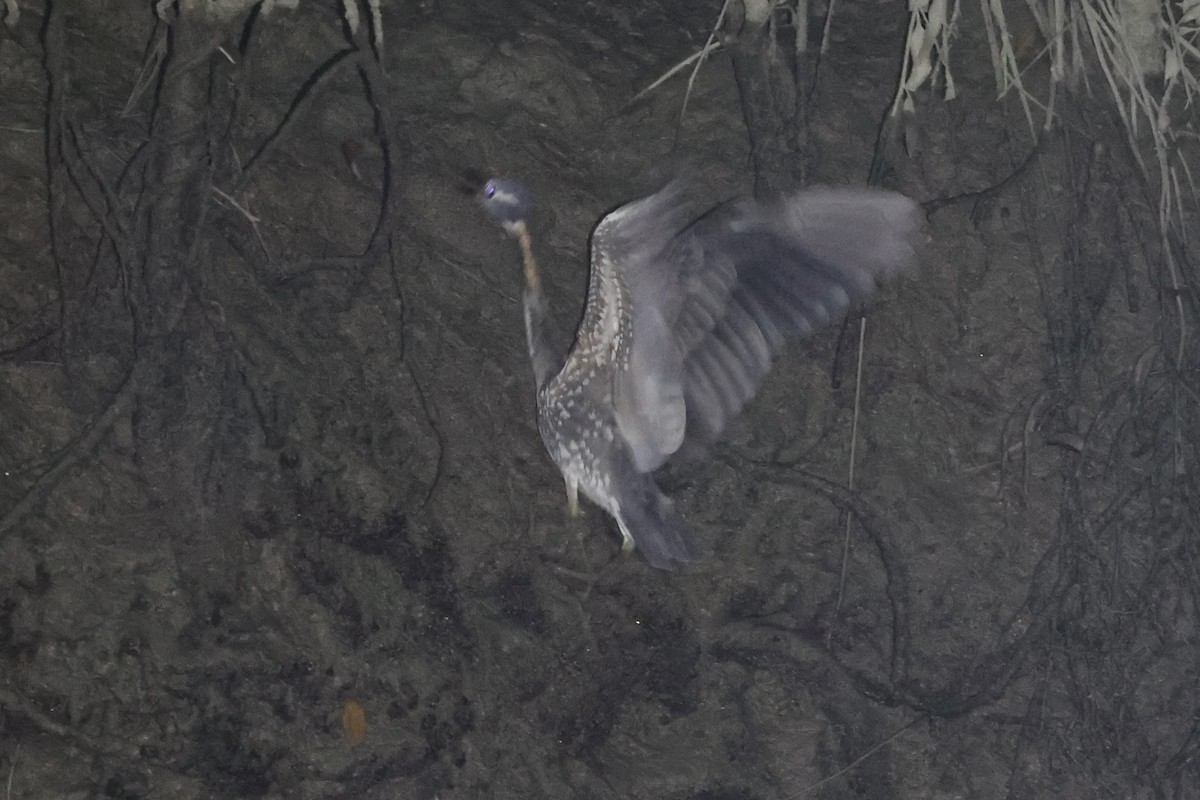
[473, 175, 921, 569]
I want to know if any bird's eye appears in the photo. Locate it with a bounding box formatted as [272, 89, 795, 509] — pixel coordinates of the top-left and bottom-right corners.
[485, 184, 496, 198]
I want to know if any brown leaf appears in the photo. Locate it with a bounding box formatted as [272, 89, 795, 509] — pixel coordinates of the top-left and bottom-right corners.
[341, 698, 368, 745]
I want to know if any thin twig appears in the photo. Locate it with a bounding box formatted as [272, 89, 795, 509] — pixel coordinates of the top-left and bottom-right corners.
[121, 21, 167, 117]
[786, 715, 925, 798]
[5, 743, 17, 800]
[677, 0, 733, 137]
[232, 47, 357, 194]
[0, 687, 123, 758]
[211, 185, 260, 223]
[626, 39, 723, 107]
[0, 352, 145, 536]
[829, 316, 867, 643]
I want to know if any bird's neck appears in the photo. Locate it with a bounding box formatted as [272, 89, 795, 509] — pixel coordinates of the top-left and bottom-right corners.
[513, 222, 562, 388]
[515, 224, 540, 293]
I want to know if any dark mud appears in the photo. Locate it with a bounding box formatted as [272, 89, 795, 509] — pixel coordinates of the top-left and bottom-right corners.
[0, 1, 1196, 798]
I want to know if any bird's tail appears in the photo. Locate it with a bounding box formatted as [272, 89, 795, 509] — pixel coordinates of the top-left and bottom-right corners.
[615, 471, 693, 570]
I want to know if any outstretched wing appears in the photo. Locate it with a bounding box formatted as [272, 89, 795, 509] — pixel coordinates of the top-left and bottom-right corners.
[585, 182, 695, 469]
[596, 184, 921, 473]
[671, 188, 922, 445]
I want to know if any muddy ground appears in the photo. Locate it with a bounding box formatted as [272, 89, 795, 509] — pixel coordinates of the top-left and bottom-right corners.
[0, 0, 1197, 798]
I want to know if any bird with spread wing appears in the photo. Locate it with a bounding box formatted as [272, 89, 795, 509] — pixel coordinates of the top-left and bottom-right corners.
[473, 176, 921, 569]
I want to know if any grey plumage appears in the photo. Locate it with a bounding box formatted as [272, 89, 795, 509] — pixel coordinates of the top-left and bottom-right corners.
[476, 177, 921, 569]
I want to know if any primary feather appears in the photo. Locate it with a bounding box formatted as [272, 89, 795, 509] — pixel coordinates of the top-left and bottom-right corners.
[602, 184, 922, 472]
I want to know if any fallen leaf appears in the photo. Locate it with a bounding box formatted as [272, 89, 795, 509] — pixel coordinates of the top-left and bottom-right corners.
[342, 698, 368, 745]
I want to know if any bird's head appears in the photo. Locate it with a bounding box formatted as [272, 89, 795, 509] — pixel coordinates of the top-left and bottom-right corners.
[467, 173, 533, 235]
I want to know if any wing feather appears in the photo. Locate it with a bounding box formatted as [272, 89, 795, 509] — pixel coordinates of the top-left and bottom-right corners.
[592, 183, 920, 471]
[595, 183, 695, 470]
[689, 346, 740, 426]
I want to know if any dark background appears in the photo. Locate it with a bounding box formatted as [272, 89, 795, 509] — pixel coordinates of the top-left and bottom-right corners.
[0, 0, 1197, 797]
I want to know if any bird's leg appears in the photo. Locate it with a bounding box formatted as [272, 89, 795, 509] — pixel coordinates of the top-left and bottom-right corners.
[616, 520, 636, 553]
[564, 477, 580, 517]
